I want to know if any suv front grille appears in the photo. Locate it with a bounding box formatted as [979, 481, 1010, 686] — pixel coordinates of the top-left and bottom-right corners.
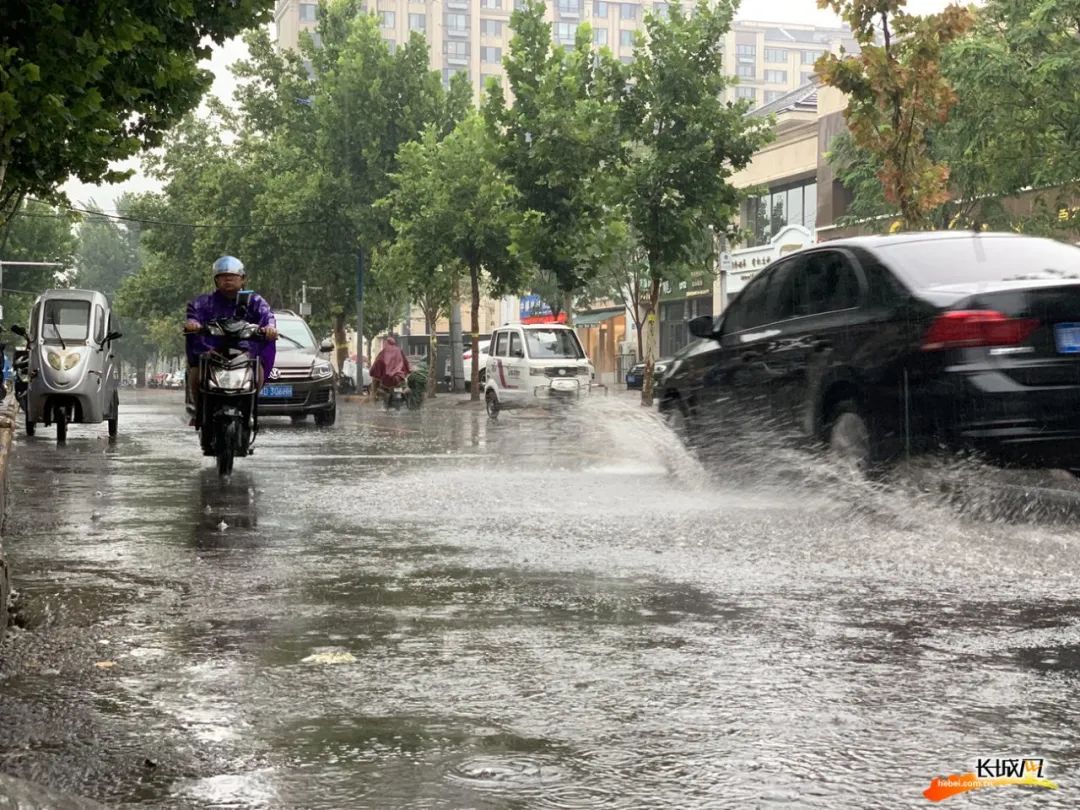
[271, 367, 313, 381]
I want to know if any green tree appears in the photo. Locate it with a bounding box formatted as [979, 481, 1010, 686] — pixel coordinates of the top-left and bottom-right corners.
[0, 0, 274, 223]
[0, 199, 76, 332]
[816, 0, 973, 230]
[74, 197, 141, 296]
[621, 0, 771, 405]
[484, 1, 625, 320]
[385, 113, 522, 399]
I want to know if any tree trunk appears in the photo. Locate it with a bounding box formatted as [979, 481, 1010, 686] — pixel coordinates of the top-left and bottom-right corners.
[640, 278, 661, 407]
[332, 312, 348, 375]
[562, 289, 574, 326]
[424, 307, 438, 400]
[470, 263, 481, 402]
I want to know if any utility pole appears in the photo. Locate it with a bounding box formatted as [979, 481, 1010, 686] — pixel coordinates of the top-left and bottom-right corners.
[300, 281, 322, 317]
[355, 250, 365, 367]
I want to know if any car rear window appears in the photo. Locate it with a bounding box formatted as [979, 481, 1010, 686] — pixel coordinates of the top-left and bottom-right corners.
[877, 236, 1080, 288]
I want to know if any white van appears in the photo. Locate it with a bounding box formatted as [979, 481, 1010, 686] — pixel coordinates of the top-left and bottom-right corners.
[483, 324, 593, 417]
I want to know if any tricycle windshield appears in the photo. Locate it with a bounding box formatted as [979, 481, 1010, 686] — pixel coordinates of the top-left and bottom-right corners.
[41, 300, 91, 344]
[525, 330, 584, 359]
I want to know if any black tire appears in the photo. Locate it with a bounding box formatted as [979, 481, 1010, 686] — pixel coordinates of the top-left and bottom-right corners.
[25, 411, 34, 436]
[55, 408, 67, 445]
[485, 389, 499, 420]
[827, 398, 873, 472]
[314, 406, 336, 427]
[108, 392, 118, 439]
[217, 419, 237, 477]
[290, 414, 307, 424]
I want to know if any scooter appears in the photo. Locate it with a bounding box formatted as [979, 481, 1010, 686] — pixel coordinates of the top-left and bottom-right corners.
[382, 377, 412, 411]
[12, 343, 29, 412]
[192, 318, 267, 476]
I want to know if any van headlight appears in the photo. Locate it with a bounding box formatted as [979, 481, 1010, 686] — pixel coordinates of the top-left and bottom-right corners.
[47, 351, 81, 371]
[313, 361, 332, 378]
[211, 367, 252, 389]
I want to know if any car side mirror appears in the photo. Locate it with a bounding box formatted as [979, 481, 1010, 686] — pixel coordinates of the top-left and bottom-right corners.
[688, 315, 715, 340]
[319, 339, 333, 353]
[10, 324, 26, 338]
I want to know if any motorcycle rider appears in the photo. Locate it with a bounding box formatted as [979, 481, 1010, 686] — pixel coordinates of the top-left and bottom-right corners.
[184, 256, 278, 427]
[369, 335, 411, 399]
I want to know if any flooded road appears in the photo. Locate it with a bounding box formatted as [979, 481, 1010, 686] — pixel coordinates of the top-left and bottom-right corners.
[3, 389, 1080, 808]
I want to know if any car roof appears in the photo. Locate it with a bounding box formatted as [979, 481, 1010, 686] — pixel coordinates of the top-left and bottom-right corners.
[504, 323, 576, 330]
[814, 230, 1036, 252]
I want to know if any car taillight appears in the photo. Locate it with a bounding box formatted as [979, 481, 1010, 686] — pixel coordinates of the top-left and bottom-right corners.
[922, 309, 1040, 351]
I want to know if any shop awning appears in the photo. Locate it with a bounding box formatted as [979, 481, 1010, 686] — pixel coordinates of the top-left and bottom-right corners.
[573, 307, 624, 327]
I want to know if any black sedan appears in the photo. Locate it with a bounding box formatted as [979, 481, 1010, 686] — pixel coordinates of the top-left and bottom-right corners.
[626, 358, 674, 390]
[657, 232, 1080, 470]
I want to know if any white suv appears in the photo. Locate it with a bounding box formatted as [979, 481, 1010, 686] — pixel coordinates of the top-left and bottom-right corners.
[483, 324, 592, 417]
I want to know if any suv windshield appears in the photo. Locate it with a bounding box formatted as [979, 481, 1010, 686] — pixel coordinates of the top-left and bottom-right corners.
[276, 318, 317, 350]
[42, 300, 91, 344]
[879, 236, 1080, 288]
[524, 329, 583, 359]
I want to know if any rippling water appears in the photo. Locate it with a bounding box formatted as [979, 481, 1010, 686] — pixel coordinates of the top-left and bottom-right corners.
[2, 390, 1080, 808]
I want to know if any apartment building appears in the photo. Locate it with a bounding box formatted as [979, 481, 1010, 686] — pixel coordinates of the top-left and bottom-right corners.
[274, 0, 855, 102]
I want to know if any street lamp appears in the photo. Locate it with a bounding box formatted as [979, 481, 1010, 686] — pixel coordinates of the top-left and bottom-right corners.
[300, 281, 323, 317]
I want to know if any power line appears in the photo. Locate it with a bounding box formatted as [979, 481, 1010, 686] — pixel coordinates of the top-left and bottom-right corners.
[16, 200, 328, 230]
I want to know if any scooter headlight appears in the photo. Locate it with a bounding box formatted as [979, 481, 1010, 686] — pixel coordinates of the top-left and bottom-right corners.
[63, 351, 81, 370]
[211, 367, 252, 390]
[47, 351, 62, 371]
[46, 351, 82, 371]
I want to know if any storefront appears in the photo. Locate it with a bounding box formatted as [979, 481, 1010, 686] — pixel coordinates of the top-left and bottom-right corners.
[574, 306, 626, 386]
[658, 273, 714, 358]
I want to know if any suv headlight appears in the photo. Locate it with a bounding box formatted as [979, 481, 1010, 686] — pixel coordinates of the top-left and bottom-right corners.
[211, 367, 252, 389]
[313, 361, 333, 378]
[654, 363, 668, 375]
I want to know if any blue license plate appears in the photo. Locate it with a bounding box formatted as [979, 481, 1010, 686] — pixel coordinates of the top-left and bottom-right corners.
[260, 384, 293, 399]
[1054, 323, 1080, 354]
[627, 375, 640, 385]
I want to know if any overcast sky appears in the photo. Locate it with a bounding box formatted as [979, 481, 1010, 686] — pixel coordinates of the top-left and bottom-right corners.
[61, 0, 963, 212]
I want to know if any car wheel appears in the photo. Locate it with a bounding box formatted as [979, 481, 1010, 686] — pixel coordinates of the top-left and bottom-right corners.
[665, 399, 690, 438]
[485, 389, 499, 420]
[290, 414, 307, 424]
[315, 406, 336, 427]
[828, 399, 872, 472]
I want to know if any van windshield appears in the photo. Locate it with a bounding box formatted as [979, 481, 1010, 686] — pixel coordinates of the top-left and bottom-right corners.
[42, 300, 91, 344]
[525, 330, 583, 359]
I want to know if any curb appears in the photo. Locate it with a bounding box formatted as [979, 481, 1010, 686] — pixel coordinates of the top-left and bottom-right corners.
[0, 396, 16, 647]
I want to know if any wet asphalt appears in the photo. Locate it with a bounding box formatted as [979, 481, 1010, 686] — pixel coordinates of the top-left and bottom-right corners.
[2, 389, 1080, 808]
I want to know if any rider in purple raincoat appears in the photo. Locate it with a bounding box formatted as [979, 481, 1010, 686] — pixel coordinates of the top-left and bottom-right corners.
[184, 256, 278, 426]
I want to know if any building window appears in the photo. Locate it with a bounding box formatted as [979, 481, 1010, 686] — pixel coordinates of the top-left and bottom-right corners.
[741, 180, 817, 247]
[594, 0, 609, 16]
[735, 86, 756, 101]
[384, 38, 397, 54]
[481, 18, 503, 35]
[556, 22, 576, 45]
[442, 66, 468, 87]
[593, 28, 608, 46]
[557, 0, 581, 14]
[409, 13, 426, 31]
[481, 45, 502, 62]
[764, 69, 787, 84]
[515, 0, 527, 8]
[379, 10, 395, 28]
[620, 54, 634, 64]
[481, 0, 502, 7]
[446, 12, 467, 33]
[736, 63, 755, 79]
[299, 3, 318, 22]
[765, 90, 785, 103]
[801, 49, 824, 65]
[620, 3, 638, 20]
[736, 44, 756, 60]
[652, 2, 669, 19]
[765, 47, 787, 63]
[444, 40, 468, 60]
[620, 29, 635, 47]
